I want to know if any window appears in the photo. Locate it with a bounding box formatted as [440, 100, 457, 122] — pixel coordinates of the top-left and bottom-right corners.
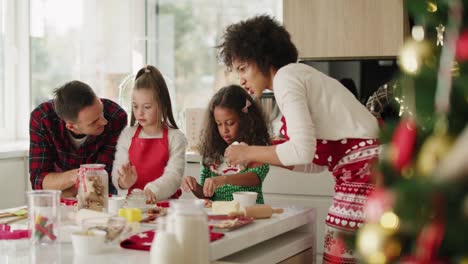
[0, 0, 5, 129]
[30, 0, 281, 113]
[29, 0, 281, 135]
[147, 0, 282, 124]
[0, 0, 17, 140]
[30, 0, 147, 107]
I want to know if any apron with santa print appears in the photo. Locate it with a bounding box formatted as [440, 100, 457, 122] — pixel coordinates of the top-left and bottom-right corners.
[313, 138, 379, 264]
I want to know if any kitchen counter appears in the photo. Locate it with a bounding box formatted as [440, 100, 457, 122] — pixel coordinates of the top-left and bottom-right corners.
[1, 207, 316, 264]
[0, 140, 28, 159]
[185, 162, 334, 263]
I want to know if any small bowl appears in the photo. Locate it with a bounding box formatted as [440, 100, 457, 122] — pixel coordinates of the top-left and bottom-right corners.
[59, 225, 84, 243]
[108, 196, 126, 215]
[80, 216, 127, 242]
[71, 230, 106, 255]
[232, 192, 258, 208]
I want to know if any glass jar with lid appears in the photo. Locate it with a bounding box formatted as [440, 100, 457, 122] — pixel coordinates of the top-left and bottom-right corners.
[125, 188, 146, 208]
[76, 164, 109, 212]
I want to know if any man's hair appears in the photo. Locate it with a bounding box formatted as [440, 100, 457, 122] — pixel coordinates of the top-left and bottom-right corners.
[53, 80, 97, 122]
[217, 15, 298, 75]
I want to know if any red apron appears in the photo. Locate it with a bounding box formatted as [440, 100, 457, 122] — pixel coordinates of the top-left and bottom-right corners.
[314, 138, 378, 264]
[279, 118, 379, 263]
[128, 125, 181, 198]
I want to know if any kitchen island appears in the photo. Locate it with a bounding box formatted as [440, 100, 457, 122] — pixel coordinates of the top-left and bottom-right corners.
[1, 207, 316, 264]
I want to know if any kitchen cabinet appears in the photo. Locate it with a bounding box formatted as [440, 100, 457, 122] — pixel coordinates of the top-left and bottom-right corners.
[0, 157, 28, 209]
[283, 0, 407, 59]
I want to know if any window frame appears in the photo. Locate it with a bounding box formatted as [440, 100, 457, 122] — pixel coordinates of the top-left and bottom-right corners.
[0, 0, 15, 140]
[0, 0, 29, 141]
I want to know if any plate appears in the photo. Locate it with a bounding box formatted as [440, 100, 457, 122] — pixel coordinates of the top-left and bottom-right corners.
[208, 215, 254, 232]
[139, 204, 169, 224]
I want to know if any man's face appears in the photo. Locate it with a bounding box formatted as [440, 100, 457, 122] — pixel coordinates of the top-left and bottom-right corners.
[66, 98, 108, 136]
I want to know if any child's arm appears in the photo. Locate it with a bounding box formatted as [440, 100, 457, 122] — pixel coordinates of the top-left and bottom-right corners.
[227, 164, 269, 186]
[111, 127, 133, 195]
[117, 163, 138, 189]
[203, 164, 269, 197]
[181, 176, 205, 199]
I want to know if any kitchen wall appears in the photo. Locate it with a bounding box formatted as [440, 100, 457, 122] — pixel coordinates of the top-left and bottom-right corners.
[302, 59, 398, 104]
[0, 151, 29, 209]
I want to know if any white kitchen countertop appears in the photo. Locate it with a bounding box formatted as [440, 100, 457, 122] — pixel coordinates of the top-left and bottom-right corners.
[1, 207, 316, 264]
[0, 140, 28, 159]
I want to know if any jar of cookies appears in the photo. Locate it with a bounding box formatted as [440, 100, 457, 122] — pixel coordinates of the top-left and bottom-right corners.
[76, 164, 108, 212]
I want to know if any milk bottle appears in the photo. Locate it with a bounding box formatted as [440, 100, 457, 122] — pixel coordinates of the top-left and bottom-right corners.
[168, 200, 210, 264]
[150, 216, 181, 264]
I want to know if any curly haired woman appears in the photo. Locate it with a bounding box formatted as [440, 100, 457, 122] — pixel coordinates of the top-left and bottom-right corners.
[218, 15, 380, 264]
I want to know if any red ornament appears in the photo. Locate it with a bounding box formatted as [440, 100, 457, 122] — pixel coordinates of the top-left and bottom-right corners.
[456, 30, 468, 61]
[415, 220, 446, 263]
[390, 118, 417, 171]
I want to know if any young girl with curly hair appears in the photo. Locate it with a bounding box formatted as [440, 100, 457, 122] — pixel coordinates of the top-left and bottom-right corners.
[218, 15, 380, 264]
[182, 85, 271, 203]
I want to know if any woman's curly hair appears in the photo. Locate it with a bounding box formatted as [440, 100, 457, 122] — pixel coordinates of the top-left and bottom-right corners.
[217, 15, 298, 75]
[199, 85, 271, 167]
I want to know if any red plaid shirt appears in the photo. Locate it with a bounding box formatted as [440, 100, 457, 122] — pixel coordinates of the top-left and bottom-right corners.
[29, 99, 127, 194]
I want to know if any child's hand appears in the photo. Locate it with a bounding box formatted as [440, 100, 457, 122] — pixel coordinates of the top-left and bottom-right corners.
[117, 163, 137, 189]
[182, 176, 198, 192]
[144, 189, 157, 204]
[203, 176, 227, 197]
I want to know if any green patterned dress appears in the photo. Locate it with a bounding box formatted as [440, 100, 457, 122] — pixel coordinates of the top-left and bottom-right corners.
[199, 164, 269, 204]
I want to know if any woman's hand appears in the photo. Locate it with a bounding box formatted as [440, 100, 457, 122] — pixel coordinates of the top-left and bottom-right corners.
[117, 163, 137, 189]
[182, 176, 198, 192]
[224, 142, 249, 166]
[203, 176, 227, 197]
[144, 189, 157, 204]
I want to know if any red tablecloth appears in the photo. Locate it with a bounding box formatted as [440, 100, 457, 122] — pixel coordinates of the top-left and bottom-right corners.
[120, 229, 224, 251]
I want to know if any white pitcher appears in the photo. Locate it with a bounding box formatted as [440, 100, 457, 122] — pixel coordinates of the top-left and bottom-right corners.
[168, 200, 210, 264]
[150, 216, 182, 264]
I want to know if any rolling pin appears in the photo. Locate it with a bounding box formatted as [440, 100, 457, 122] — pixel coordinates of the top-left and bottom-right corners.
[228, 205, 284, 219]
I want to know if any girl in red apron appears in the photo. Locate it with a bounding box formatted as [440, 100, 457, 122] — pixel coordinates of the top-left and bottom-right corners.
[111, 65, 185, 203]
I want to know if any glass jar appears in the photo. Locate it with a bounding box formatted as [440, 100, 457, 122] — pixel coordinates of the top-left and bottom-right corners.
[76, 164, 108, 212]
[168, 200, 209, 264]
[27, 190, 61, 245]
[125, 188, 146, 208]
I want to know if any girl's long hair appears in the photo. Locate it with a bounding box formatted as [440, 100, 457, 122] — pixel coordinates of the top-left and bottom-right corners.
[199, 85, 271, 166]
[130, 65, 178, 130]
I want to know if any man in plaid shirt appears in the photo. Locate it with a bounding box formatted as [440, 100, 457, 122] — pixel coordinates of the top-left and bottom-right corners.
[29, 80, 128, 197]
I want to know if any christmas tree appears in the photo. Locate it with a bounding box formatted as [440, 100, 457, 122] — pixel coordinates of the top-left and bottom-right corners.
[355, 0, 468, 263]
